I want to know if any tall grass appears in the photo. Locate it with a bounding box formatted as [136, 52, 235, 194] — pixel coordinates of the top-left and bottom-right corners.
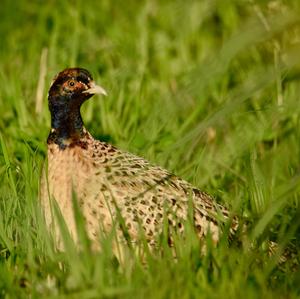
[0, 0, 299, 298]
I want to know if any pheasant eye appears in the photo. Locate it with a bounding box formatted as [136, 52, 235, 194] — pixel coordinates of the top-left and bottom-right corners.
[69, 80, 75, 87]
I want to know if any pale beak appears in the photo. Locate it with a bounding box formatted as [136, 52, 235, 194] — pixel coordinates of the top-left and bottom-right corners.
[83, 81, 107, 96]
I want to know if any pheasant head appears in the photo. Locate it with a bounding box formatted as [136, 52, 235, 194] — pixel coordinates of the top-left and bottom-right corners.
[47, 68, 107, 148]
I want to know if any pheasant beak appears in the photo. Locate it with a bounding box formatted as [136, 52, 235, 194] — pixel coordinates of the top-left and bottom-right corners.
[83, 81, 107, 96]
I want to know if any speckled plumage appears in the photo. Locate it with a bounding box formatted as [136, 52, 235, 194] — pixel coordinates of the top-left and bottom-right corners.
[41, 68, 237, 252]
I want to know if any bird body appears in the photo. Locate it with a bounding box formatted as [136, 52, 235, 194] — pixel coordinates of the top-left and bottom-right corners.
[41, 68, 236, 251]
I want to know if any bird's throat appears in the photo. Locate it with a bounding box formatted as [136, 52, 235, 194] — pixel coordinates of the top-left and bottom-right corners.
[48, 101, 84, 149]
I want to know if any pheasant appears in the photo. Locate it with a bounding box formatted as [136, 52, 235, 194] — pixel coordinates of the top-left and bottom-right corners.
[40, 68, 237, 253]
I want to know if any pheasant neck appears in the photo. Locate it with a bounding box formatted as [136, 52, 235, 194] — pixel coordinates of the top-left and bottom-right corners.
[48, 100, 84, 148]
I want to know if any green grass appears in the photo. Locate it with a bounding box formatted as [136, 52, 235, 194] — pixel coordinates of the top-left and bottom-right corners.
[0, 0, 300, 298]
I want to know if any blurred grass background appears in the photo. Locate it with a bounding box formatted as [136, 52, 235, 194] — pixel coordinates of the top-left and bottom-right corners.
[0, 0, 300, 298]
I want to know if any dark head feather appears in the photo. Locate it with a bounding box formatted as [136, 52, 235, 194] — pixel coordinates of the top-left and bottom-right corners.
[47, 68, 103, 149]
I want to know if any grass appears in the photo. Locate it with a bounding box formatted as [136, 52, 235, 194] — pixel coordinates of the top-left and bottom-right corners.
[0, 0, 300, 298]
